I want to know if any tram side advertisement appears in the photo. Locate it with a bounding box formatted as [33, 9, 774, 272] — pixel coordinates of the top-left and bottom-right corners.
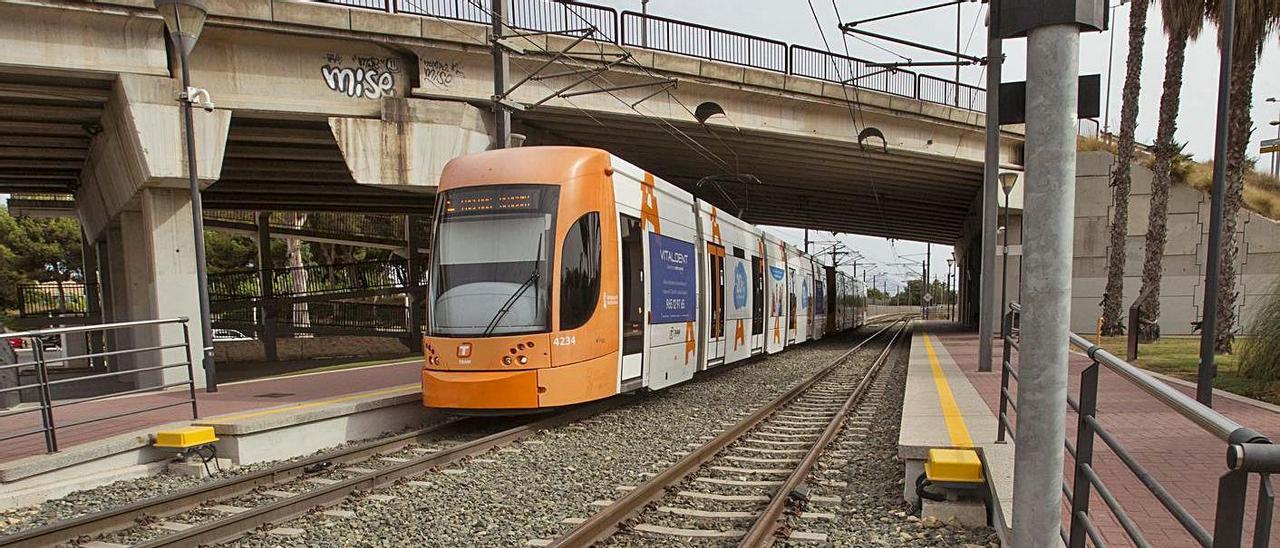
[649, 233, 696, 324]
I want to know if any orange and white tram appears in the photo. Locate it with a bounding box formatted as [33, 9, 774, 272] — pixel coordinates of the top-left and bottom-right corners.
[422, 146, 866, 411]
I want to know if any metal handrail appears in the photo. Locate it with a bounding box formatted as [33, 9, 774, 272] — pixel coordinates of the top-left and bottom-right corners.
[0, 318, 198, 454]
[1068, 333, 1243, 442]
[997, 302, 1278, 548]
[620, 11, 788, 73]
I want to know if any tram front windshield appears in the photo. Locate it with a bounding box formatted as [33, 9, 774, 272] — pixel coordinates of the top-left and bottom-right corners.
[430, 185, 559, 336]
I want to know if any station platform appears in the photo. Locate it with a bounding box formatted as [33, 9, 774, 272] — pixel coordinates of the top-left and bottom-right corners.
[902, 320, 1280, 547]
[0, 358, 423, 464]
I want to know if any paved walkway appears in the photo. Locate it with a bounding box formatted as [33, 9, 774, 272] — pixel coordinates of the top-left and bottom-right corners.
[923, 321, 1280, 547]
[0, 360, 422, 463]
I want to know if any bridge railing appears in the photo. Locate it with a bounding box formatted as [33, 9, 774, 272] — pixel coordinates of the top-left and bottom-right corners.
[208, 258, 426, 303]
[203, 210, 428, 244]
[306, 0, 986, 112]
[789, 45, 917, 98]
[918, 73, 986, 112]
[998, 302, 1280, 547]
[620, 11, 787, 73]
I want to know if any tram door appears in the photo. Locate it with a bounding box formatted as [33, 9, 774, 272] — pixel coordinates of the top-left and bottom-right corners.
[620, 215, 645, 383]
[787, 267, 797, 344]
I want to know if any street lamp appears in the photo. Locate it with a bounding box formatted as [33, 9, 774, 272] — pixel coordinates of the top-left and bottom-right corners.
[998, 171, 1019, 340]
[1267, 97, 1278, 178]
[155, 0, 218, 392]
[947, 257, 955, 321]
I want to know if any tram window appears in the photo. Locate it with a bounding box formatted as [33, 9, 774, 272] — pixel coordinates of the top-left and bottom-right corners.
[788, 268, 797, 329]
[733, 247, 745, 259]
[620, 215, 644, 355]
[560, 212, 601, 331]
[751, 257, 764, 335]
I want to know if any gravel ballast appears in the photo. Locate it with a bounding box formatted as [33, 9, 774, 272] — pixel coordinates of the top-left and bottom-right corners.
[222, 334, 868, 547]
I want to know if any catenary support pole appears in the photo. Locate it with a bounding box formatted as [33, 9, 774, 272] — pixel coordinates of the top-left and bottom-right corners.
[1011, 22, 1079, 547]
[978, 0, 1002, 371]
[491, 0, 511, 149]
[1197, 0, 1235, 407]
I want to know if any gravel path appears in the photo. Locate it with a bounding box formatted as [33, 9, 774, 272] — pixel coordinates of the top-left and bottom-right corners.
[221, 333, 867, 548]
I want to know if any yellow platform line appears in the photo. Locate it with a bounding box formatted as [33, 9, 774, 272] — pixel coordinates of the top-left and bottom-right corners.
[199, 383, 421, 424]
[922, 329, 973, 448]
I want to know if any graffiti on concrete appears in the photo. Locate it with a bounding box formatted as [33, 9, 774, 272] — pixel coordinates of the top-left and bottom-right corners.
[422, 59, 464, 88]
[321, 53, 401, 100]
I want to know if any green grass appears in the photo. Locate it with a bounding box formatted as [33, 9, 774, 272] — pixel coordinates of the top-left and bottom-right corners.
[1093, 336, 1278, 404]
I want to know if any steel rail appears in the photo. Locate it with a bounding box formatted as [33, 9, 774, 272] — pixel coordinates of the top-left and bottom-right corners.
[0, 418, 468, 548]
[547, 320, 906, 547]
[132, 400, 619, 548]
[737, 321, 908, 546]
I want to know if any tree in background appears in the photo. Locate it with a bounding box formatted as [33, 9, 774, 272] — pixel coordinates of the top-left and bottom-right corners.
[0, 206, 83, 314]
[1208, 0, 1279, 352]
[1101, 0, 1152, 336]
[1137, 0, 1206, 342]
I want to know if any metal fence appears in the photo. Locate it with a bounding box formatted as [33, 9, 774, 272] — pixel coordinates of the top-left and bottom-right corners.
[621, 11, 787, 73]
[308, 0, 986, 112]
[17, 282, 96, 317]
[0, 318, 198, 454]
[998, 303, 1280, 547]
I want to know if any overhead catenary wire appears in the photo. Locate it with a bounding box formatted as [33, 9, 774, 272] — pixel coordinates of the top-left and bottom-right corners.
[460, 0, 739, 176]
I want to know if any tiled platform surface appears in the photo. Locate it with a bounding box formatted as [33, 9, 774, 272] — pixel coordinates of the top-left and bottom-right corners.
[0, 360, 422, 463]
[922, 320, 1280, 547]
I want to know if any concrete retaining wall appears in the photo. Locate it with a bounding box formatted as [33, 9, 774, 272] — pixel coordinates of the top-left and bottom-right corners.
[214, 336, 411, 363]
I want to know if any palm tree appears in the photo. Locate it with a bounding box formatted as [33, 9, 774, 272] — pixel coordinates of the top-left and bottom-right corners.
[1135, 0, 1206, 342]
[1207, 0, 1278, 352]
[1101, 0, 1152, 336]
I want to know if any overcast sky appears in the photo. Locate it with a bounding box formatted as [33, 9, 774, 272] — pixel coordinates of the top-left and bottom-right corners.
[590, 0, 1280, 289]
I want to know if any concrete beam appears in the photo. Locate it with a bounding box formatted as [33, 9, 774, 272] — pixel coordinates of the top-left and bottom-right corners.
[76, 75, 231, 241]
[0, 2, 167, 77]
[329, 98, 490, 189]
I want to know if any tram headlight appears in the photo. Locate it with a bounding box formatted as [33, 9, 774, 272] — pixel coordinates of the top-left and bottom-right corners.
[517, 356, 528, 365]
[503, 356, 513, 366]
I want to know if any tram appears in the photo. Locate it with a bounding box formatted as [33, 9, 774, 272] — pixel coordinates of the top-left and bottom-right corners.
[422, 146, 866, 411]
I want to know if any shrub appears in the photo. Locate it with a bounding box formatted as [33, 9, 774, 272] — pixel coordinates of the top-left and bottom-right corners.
[1239, 277, 1280, 381]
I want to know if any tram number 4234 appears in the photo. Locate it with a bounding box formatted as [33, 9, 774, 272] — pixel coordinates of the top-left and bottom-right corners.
[552, 336, 577, 346]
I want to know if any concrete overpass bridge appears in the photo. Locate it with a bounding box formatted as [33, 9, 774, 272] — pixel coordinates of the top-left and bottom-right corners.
[0, 0, 1024, 386]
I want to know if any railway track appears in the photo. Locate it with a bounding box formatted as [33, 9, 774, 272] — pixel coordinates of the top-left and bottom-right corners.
[0, 403, 613, 548]
[543, 319, 909, 547]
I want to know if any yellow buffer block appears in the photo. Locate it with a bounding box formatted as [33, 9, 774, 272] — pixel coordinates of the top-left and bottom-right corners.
[924, 448, 984, 484]
[154, 426, 218, 449]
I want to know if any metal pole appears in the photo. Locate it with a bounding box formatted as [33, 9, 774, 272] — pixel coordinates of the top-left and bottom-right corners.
[256, 212, 277, 363]
[1197, 0, 1235, 407]
[179, 44, 218, 393]
[641, 0, 649, 48]
[491, 0, 511, 149]
[1001, 192, 1010, 339]
[1011, 22, 1079, 547]
[978, 0, 1002, 372]
[955, 0, 961, 107]
[1103, 2, 1119, 135]
[926, 242, 931, 318]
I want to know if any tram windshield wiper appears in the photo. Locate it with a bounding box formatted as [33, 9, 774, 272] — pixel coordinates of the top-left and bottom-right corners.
[481, 233, 543, 337]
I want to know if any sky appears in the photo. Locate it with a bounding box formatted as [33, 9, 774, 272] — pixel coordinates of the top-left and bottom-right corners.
[587, 0, 1280, 290]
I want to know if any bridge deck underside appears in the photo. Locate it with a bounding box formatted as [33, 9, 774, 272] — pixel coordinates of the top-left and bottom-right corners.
[520, 108, 982, 244]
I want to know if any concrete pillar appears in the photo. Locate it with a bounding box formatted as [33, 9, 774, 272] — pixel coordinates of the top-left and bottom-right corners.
[72, 73, 229, 388]
[107, 189, 209, 388]
[256, 212, 278, 362]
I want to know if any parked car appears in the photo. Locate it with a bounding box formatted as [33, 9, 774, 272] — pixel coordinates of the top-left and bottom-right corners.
[212, 329, 253, 342]
[6, 337, 21, 350]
